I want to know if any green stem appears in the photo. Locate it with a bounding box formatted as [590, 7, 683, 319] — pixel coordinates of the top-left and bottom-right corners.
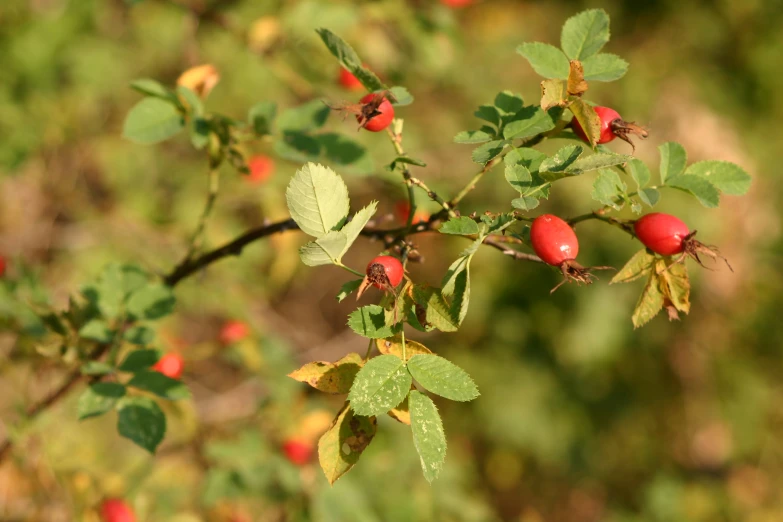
[451, 151, 506, 206]
[400, 328, 407, 364]
[337, 263, 364, 278]
[364, 339, 373, 361]
[183, 169, 220, 262]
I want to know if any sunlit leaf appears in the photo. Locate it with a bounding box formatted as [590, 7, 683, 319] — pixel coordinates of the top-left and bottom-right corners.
[348, 354, 411, 416]
[288, 353, 364, 394]
[318, 402, 377, 485]
[409, 390, 446, 483]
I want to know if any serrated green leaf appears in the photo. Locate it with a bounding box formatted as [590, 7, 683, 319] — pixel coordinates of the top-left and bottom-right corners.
[388, 86, 413, 106]
[340, 201, 378, 257]
[347, 305, 401, 339]
[505, 147, 548, 173]
[611, 248, 656, 284]
[318, 402, 377, 485]
[454, 130, 493, 144]
[122, 97, 184, 145]
[336, 279, 363, 303]
[511, 196, 541, 210]
[348, 354, 411, 416]
[494, 91, 525, 114]
[471, 140, 506, 164]
[80, 361, 115, 376]
[638, 187, 660, 207]
[407, 354, 479, 402]
[632, 265, 665, 328]
[126, 284, 176, 320]
[117, 396, 166, 453]
[286, 162, 350, 238]
[591, 169, 627, 208]
[123, 325, 155, 345]
[316, 29, 385, 92]
[79, 319, 114, 343]
[474, 105, 501, 127]
[289, 353, 363, 394]
[516, 42, 570, 79]
[278, 100, 330, 132]
[628, 158, 651, 188]
[299, 232, 349, 266]
[543, 152, 632, 181]
[569, 98, 601, 148]
[413, 286, 459, 332]
[581, 53, 628, 81]
[666, 175, 720, 208]
[561, 8, 610, 61]
[502, 106, 557, 140]
[248, 101, 277, 135]
[439, 217, 480, 235]
[683, 160, 751, 196]
[119, 349, 160, 372]
[505, 163, 533, 194]
[78, 382, 126, 420]
[441, 255, 471, 325]
[409, 390, 446, 483]
[539, 144, 583, 174]
[128, 370, 190, 400]
[659, 142, 687, 184]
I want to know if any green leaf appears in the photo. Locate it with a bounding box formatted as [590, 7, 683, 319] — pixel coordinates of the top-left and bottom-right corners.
[277, 100, 330, 132]
[79, 319, 114, 343]
[632, 266, 665, 328]
[347, 305, 401, 339]
[638, 187, 660, 207]
[190, 117, 210, 150]
[299, 231, 349, 266]
[275, 131, 322, 163]
[516, 42, 570, 79]
[591, 169, 627, 208]
[248, 101, 277, 136]
[569, 98, 601, 147]
[409, 390, 447, 483]
[407, 354, 479, 402]
[494, 91, 525, 114]
[130, 78, 173, 100]
[126, 284, 176, 320]
[505, 163, 532, 194]
[541, 151, 632, 181]
[122, 97, 184, 144]
[336, 279, 363, 302]
[348, 354, 411, 416]
[611, 248, 656, 284]
[683, 160, 751, 196]
[127, 370, 190, 400]
[511, 196, 541, 210]
[318, 133, 374, 173]
[666, 175, 720, 208]
[539, 144, 583, 174]
[286, 162, 349, 239]
[316, 28, 385, 92]
[560, 8, 610, 61]
[505, 147, 548, 173]
[471, 140, 506, 164]
[123, 325, 155, 345]
[389, 155, 427, 168]
[454, 130, 493, 144]
[388, 86, 414, 106]
[176, 86, 203, 117]
[78, 382, 126, 420]
[540, 79, 568, 111]
[119, 349, 160, 372]
[339, 201, 379, 257]
[439, 217, 480, 235]
[80, 361, 115, 376]
[581, 53, 628, 81]
[318, 402, 377, 485]
[440, 242, 480, 326]
[117, 396, 166, 453]
[288, 353, 363, 394]
[628, 158, 651, 188]
[502, 106, 557, 140]
[474, 105, 501, 127]
[413, 286, 459, 333]
[658, 142, 687, 184]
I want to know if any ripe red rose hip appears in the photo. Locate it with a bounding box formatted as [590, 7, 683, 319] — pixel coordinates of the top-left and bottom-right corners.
[441, 0, 473, 7]
[246, 155, 275, 184]
[282, 439, 313, 466]
[357, 93, 394, 132]
[338, 67, 363, 91]
[219, 320, 250, 345]
[100, 498, 135, 522]
[530, 214, 579, 266]
[356, 255, 404, 299]
[152, 353, 184, 380]
[633, 213, 690, 256]
[0, 256, 6, 278]
[571, 106, 648, 151]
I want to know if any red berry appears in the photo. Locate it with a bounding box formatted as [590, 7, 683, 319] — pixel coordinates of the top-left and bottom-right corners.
[358, 93, 394, 132]
[530, 214, 579, 266]
[247, 155, 275, 184]
[219, 320, 250, 345]
[572, 106, 622, 144]
[100, 499, 135, 522]
[366, 255, 404, 289]
[338, 68, 363, 90]
[282, 439, 313, 466]
[152, 353, 184, 380]
[634, 213, 691, 256]
[440, 0, 473, 7]
[394, 201, 428, 225]
[0, 256, 6, 278]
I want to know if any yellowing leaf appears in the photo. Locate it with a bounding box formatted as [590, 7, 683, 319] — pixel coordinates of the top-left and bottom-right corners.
[567, 60, 588, 96]
[288, 353, 363, 394]
[376, 336, 433, 361]
[569, 98, 601, 148]
[611, 249, 656, 284]
[540, 79, 568, 111]
[632, 262, 666, 328]
[318, 402, 377, 485]
[388, 395, 411, 425]
[659, 261, 690, 314]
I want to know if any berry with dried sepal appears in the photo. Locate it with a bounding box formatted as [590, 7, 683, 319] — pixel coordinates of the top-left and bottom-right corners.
[571, 106, 648, 151]
[356, 255, 404, 299]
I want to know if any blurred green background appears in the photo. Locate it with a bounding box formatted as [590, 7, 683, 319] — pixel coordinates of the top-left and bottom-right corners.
[1, 0, 782, 521]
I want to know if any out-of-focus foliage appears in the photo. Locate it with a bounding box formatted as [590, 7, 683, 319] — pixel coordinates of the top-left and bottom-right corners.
[1, 0, 782, 521]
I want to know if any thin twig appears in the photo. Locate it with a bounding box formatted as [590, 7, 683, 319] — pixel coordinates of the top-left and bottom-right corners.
[181, 169, 220, 264]
[483, 238, 545, 264]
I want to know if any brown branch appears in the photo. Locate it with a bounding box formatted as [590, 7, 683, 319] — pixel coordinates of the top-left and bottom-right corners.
[483, 238, 545, 264]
